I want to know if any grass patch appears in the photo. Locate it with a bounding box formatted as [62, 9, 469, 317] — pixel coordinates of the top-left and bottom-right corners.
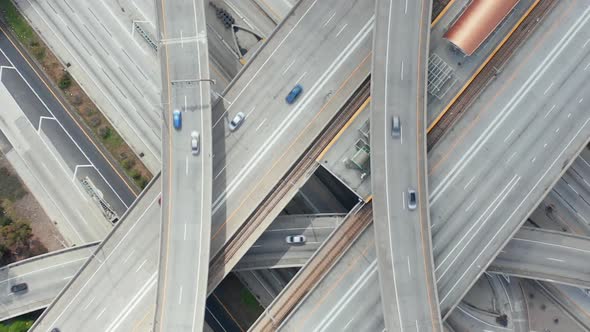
[0, 318, 33, 332]
[240, 288, 262, 311]
[0, 0, 33, 45]
[58, 72, 72, 89]
[0, 167, 26, 202]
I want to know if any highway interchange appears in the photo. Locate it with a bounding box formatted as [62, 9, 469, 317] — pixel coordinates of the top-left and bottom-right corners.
[0, 0, 589, 331]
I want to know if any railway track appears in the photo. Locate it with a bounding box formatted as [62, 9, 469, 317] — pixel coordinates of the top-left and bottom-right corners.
[427, 0, 558, 150]
[248, 0, 556, 328]
[252, 202, 374, 331]
[207, 78, 371, 293]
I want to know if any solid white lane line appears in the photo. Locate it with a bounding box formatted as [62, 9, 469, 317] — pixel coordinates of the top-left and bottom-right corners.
[580, 98, 584, 103]
[135, 259, 147, 273]
[441, 116, 590, 305]
[405, 0, 408, 14]
[402, 191, 406, 210]
[46, 191, 159, 326]
[436, 175, 519, 276]
[179, 286, 183, 304]
[555, 127, 560, 133]
[568, 113, 572, 118]
[400, 61, 404, 80]
[184, 223, 187, 240]
[180, 29, 184, 48]
[214, 0, 320, 118]
[323, 12, 336, 27]
[584, 38, 590, 48]
[407, 256, 412, 277]
[211, 15, 374, 212]
[513, 237, 590, 254]
[430, 10, 590, 203]
[206, 306, 228, 332]
[336, 24, 348, 37]
[105, 273, 157, 332]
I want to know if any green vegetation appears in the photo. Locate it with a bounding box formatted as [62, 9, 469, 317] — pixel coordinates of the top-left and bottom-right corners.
[0, 166, 46, 265]
[0, 319, 33, 332]
[58, 72, 72, 89]
[0, 0, 33, 45]
[240, 288, 262, 311]
[0, 167, 26, 202]
[0, 0, 152, 192]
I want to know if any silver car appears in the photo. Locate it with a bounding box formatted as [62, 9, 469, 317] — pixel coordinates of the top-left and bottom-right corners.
[191, 131, 200, 155]
[286, 235, 306, 244]
[229, 112, 245, 131]
[408, 189, 417, 210]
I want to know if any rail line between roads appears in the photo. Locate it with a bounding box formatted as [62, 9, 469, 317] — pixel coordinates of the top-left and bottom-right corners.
[252, 202, 374, 331]
[427, 0, 554, 148]
[250, 0, 556, 327]
[207, 78, 371, 293]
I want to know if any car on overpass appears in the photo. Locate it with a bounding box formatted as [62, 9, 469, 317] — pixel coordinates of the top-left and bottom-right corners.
[229, 112, 245, 131]
[173, 110, 182, 129]
[285, 84, 303, 104]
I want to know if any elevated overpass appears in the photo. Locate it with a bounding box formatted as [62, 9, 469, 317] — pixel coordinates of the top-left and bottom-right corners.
[253, 223, 590, 330]
[0, 243, 96, 322]
[370, 0, 439, 330]
[154, 0, 213, 330]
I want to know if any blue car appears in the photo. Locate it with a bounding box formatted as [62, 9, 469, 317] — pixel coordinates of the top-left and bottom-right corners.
[285, 84, 303, 104]
[173, 110, 182, 129]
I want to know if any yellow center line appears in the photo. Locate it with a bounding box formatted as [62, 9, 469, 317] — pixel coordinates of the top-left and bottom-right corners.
[315, 96, 371, 162]
[427, 0, 542, 132]
[156, 0, 174, 327]
[0, 26, 140, 197]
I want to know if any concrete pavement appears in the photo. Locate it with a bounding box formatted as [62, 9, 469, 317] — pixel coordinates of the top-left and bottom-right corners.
[429, 0, 590, 315]
[0, 243, 96, 322]
[154, 0, 213, 330]
[370, 0, 440, 330]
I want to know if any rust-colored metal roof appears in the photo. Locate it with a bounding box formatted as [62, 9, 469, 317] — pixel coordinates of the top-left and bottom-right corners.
[444, 0, 520, 56]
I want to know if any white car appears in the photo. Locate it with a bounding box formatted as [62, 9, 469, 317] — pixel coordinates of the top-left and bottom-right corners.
[191, 131, 200, 155]
[286, 235, 306, 244]
[228, 112, 245, 131]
